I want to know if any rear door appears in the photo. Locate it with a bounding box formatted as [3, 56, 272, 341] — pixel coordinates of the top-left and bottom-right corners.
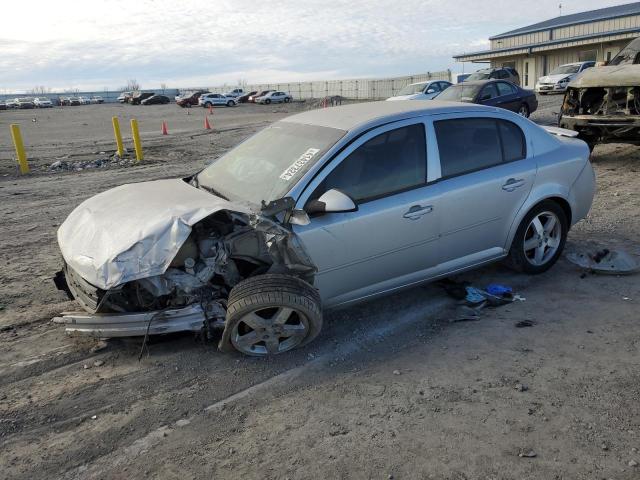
[495, 81, 521, 112]
[293, 120, 441, 306]
[430, 114, 536, 268]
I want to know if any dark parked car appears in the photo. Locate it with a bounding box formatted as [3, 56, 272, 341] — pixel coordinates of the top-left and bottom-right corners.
[0, 102, 6, 110]
[435, 80, 537, 118]
[465, 67, 520, 86]
[130, 92, 155, 105]
[141, 94, 171, 105]
[236, 91, 258, 103]
[248, 90, 274, 103]
[176, 90, 208, 108]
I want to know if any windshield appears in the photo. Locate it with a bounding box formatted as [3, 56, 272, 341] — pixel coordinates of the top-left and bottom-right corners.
[397, 82, 428, 95]
[466, 71, 490, 81]
[550, 64, 580, 75]
[436, 84, 481, 102]
[609, 38, 640, 65]
[196, 121, 346, 205]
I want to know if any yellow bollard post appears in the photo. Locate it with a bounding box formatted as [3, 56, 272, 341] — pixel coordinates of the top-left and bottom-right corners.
[10, 124, 30, 175]
[112, 117, 125, 157]
[130, 119, 144, 162]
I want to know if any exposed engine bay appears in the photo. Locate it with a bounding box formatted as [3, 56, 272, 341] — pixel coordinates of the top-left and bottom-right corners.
[559, 86, 640, 148]
[53, 178, 317, 342]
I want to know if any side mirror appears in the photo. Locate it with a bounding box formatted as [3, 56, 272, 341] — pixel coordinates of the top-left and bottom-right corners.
[305, 189, 357, 215]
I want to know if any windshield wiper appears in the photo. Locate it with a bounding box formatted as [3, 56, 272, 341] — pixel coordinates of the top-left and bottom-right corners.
[199, 184, 229, 201]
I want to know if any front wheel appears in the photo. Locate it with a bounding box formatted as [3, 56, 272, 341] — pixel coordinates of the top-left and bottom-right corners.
[220, 274, 322, 356]
[226, 100, 234, 107]
[284, 97, 291, 103]
[517, 103, 530, 118]
[264, 99, 271, 104]
[506, 200, 568, 274]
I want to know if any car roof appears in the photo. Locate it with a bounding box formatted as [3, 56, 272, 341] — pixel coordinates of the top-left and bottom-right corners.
[282, 100, 494, 131]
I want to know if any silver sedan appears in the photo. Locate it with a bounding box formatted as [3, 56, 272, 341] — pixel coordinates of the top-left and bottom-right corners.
[54, 101, 595, 355]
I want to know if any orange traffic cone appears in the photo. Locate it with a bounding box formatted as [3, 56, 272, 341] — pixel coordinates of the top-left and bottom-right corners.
[204, 116, 212, 130]
[208, 105, 213, 115]
[161, 121, 168, 135]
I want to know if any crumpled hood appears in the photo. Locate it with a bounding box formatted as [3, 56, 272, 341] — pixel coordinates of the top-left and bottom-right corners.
[538, 73, 574, 84]
[57, 178, 249, 290]
[569, 65, 640, 88]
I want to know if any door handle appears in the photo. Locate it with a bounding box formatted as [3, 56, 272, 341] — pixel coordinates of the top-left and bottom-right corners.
[403, 205, 433, 220]
[502, 178, 525, 192]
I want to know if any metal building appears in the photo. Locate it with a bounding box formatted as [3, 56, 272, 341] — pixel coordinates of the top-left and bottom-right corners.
[453, 2, 640, 89]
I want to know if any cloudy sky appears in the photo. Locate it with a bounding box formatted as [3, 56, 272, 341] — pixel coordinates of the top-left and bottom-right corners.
[0, 0, 631, 92]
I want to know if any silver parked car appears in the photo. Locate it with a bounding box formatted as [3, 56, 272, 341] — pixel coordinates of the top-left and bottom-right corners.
[256, 91, 292, 104]
[387, 80, 453, 101]
[54, 101, 595, 356]
[198, 93, 237, 107]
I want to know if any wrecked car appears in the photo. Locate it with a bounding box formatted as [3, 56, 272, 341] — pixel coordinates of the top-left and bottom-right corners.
[558, 37, 640, 150]
[54, 101, 595, 355]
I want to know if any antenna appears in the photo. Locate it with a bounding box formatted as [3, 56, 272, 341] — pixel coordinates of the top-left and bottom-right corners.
[559, 3, 562, 16]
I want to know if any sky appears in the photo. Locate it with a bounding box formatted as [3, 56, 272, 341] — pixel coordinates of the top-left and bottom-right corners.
[0, 0, 633, 92]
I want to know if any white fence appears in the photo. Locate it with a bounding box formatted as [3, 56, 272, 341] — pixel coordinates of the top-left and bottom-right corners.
[202, 71, 452, 100]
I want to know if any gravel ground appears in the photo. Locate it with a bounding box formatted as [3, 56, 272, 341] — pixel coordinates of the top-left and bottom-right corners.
[1, 95, 639, 480]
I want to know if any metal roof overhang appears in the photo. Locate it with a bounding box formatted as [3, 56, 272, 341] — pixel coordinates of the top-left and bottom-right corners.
[454, 27, 640, 62]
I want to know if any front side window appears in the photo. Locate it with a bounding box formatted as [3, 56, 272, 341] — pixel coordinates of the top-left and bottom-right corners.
[434, 118, 526, 178]
[319, 123, 427, 203]
[479, 83, 499, 100]
[496, 82, 515, 96]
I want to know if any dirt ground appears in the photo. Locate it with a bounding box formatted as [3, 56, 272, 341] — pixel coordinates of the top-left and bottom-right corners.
[1, 96, 639, 480]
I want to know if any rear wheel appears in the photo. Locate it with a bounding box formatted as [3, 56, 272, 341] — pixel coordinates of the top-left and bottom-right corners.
[220, 274, 322, 356]
[506, 200, 568, 274]
[517, 103, 530, 118]
[265, 99, 271, 104]
[284, 97, 291, 103]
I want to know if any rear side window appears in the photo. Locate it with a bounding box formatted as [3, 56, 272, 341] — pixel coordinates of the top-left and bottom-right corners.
[496, 82, 515, 96]
[320, 123, 427, 203]
[434, 118, 526, 177]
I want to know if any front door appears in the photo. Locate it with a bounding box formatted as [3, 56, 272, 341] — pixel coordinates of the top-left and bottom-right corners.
[430, 114, 536, 268]
[293, 120, 441, 307]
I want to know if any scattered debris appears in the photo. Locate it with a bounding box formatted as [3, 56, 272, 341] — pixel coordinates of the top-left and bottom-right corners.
[567, 249, 640, 275]
[392, 370, 401, 376]
[629, 459, 638, 467]
[93, 360, 104, 367]
[514, 383, 529, 392]
[452, 305, 483, 322]
[518, 449, 537, 458]
[47, 154, 134, 173]
[515, 320, 535, 328]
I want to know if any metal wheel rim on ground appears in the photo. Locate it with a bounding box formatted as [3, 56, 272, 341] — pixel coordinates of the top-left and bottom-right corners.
[231, 306, 310, 355]
[523, 210, 561, 266]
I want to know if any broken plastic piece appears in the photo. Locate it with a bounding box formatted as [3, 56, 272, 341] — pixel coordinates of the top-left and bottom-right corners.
[567, 249, 640, 275]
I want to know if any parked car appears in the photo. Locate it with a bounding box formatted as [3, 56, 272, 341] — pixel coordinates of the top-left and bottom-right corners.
[558, 36, 640, 150]
[117, 91, 133, 103]
[17, 98, 35, 109]
[6, 98, 20, 108]
[387, 80, 453, 101]
[198, 93, 237, 107]
[236, 91, 258, 103]
[256, 91, 292, 104]
[78, 96, 91, 105]
[176, 91, 208, 108]
[249, 90, 274, 103]
[535, 61, 595, 95]
[224, 88, 244, 98]
[435, 80, 537, 117]
[130, 92, 155, 105]
[90, 96, 104, 104]
[53, 101, 594, 356]
[465, 67, 520, 86]
[141, 94, 171, 105]
[33, 97, 53, 108]
[68, 97, 81, 106]
[0, 102, 6, 110]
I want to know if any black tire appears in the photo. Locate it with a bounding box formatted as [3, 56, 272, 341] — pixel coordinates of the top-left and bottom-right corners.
[518, 103, 530, 118]
[204, 102, 211, 108]
[219, 274, 322, 356]
[506, 200, 568, 274]
[185, 103, 192, 108]
[226, 100, 234, 107]
[264, 99, 271, 104]
[284, 97, 291, 103]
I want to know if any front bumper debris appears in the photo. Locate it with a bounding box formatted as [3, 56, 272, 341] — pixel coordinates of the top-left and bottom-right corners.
[53, 304, 206, 337]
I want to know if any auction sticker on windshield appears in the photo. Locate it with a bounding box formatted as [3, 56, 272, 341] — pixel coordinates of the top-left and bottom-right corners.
[279, 148, 320, 181]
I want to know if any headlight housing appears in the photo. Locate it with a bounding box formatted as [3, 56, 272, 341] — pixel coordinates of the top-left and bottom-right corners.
[558, 77, 571, 84]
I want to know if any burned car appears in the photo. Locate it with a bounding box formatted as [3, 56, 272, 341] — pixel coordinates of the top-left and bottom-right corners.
[559, 37, 640, 150]
[54, 101, 595, 355]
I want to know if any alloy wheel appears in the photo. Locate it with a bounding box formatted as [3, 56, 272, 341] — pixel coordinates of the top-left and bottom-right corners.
[523, 211, 562, 266]
[231, 306, 309, 355]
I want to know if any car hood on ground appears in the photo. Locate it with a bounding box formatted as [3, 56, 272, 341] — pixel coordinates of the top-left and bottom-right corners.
[57, 178, 250, 290]
[569, 65, 640, 88]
